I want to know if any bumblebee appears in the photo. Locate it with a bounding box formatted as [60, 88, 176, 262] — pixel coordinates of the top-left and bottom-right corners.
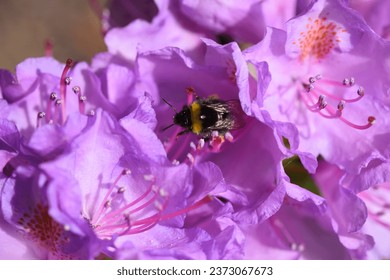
[163, 94, 246, 139]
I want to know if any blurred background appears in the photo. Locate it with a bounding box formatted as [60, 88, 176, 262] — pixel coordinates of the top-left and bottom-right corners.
[0, 0, 108, 70]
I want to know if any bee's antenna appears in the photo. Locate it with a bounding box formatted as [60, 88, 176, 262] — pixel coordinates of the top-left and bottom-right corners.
[162, 123, 175, 131]
[161, 97, 177, 113]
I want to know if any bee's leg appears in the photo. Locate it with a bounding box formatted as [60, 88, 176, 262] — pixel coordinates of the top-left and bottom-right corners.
[176, 129, 190, 139]
[185, 87, 199, 105]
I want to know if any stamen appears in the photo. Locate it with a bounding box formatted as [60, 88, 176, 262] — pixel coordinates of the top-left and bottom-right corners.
[300, 75, 374, 130]
[59, 59, 73, 124]
[99, 182, 156, 226]
[160, 195, 213, 221]
[79, 95, 86, 114]
[186, 87, 196, 105]
[338, 115, 375, 130]
[91, 168, 131, 225]
[187, 153, 195, 164]
[318, 95, 327, 109]
[44, 39, 53, 57]
[357, 86, 365, 96]
[198, 138, 205, 149]
[36, 112, 46, 128]
[225, 132, 234, 142]
[337, 100, 345, 111]
[143, 174, 154, 181]
[72, 85, 87, 114]
[208, 134, 225, 152]
[190, 142, 197, 151]
[72, 86, 80, 95]
[45, 92, 57, 122]
[54, 99, 62, 124]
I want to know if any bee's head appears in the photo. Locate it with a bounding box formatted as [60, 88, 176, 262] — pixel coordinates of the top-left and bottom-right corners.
[174, 106, 192, 128]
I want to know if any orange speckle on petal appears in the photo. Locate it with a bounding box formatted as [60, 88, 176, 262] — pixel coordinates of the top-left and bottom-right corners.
[297, 17, 345, 61]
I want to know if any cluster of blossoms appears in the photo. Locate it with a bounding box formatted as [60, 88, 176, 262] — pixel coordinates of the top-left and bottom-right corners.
[0, 0, 389, 259]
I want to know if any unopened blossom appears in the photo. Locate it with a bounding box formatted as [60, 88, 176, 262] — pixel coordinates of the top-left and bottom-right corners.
[244, 0, 390, 192]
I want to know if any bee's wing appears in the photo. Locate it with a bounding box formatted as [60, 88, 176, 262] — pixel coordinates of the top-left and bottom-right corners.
[225, 100, 247, 129]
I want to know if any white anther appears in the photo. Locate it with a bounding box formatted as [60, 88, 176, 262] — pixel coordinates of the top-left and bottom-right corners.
[319, 101, 327, 109]
[143, 174, 155, 181]
[37, 112, 46, 118]
[307, 83, 315, 92]
[198, 138, 205, 149]
[159, 188, 168, 197]
[187, 153, 195, 163]
[225, 132, 234, 142]
[152, 184, 159, 192]
[72, 86, 80, 94]
[342, 78, 350, 86]
[154, 201, 163, 211]
[122, 169, 132, 175]
[190, 142, 197, 151]
[50, 92, 57, 100]
[64, 77, 72, 85]
[357, 86, 365, 96]
[104, 200, 111, 208]
[337, 100, 345, 111]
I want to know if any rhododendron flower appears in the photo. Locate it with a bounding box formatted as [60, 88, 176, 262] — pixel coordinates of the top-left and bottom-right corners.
[244, 0, 390, 192]
[0, 55, 243, 259]
[1, 0, 389, 261]
[136, 39, 293, 225]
